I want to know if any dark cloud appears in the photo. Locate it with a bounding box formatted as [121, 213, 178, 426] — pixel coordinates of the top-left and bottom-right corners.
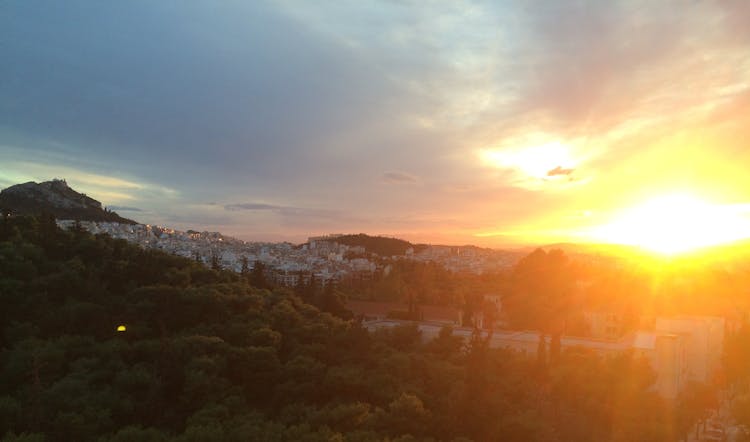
[0, 0, 420, 197]
[383, 171, 418, 184]
[108, 206, 142, 212]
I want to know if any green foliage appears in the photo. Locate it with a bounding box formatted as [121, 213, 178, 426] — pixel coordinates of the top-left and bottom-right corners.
[0, 216, 693, 441]
[249, 260, 269, 289]
[1, 433, 46, 442]
[505, 248, 575, 333]
[319, 234, 414, 256]
[343, 259, 459, 307]
[101, 426, 169, 442]
[548, 349, 665, 442]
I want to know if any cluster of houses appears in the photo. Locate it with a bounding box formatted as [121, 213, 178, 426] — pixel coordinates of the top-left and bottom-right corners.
[56, 221, 524, 286]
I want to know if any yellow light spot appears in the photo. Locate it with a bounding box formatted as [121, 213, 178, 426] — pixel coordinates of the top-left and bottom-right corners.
[117, 325, 127, 332]
[588, 193, 750, 255]
[480, 141, 577, 179]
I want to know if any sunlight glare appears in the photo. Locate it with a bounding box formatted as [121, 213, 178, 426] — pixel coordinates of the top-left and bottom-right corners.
[589, 193, 750, 255]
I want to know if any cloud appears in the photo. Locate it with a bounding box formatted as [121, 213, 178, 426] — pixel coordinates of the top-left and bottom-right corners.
[383, 171, 418, 184]
[224, 202, 339, 219]
[107, 205, 143, 212]
[224, 203, 284, 212]
[547, 166, 574, 177]
[718, 0, 750, 41]
[509, 2, 748, 137]
[2, 1, 750, 246]
[0, 1, 423, 196]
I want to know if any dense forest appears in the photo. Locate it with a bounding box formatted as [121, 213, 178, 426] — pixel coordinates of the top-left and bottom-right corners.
[0, 215, 746, 441]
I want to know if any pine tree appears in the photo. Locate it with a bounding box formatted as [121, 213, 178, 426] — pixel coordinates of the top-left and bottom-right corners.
[294, 272, 306, 297]
[240, 256, 250, 276]
[250, 261, 268, 289]
[537, 333, 547, 370]
[210, 253, 221, 271]
[549, 333, 561, 364]
[304, 273, 318, 303]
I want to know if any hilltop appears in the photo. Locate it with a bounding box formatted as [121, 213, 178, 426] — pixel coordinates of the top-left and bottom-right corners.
[310, 233, 430, 256]
[309, 233, 410, 256]
[0, 179, 137, 224]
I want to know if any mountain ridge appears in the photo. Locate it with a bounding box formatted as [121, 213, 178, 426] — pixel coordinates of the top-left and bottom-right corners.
[0, 179, 137, 224]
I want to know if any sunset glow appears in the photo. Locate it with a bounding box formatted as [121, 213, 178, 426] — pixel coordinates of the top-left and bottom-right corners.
[7, 2, 750, 440]
[588, 194, 750, 255]
[480, 141, 579, 181]
[3, 1, 750, 247]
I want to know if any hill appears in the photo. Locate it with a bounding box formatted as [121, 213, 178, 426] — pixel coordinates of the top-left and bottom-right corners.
[314, 233, 425, 256]
[0, 179, 137, 224]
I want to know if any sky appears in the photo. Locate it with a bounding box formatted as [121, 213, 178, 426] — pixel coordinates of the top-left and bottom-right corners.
[2, 1, 750, 247]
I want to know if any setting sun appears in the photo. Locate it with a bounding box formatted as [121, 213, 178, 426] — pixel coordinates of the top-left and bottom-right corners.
[589, 193, 750, 255]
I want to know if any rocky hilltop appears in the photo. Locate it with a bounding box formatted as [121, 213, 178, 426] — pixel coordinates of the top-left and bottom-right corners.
[0, 179, 137, 224]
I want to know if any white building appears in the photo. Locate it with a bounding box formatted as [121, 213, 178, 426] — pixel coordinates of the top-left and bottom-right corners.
[655, 316, 725, 384]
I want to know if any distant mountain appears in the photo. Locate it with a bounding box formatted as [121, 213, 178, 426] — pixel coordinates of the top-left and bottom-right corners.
[0, 179, 137, 224]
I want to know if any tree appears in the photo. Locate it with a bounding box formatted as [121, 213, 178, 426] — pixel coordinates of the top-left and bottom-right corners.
[319, 279, 350, 319]
[504, 249, 575, 334]
[536, 334, 547, 371]
[210, 253, 221, 271]
[240, 256, 250, 276]
[549, 334, 561, 365]
[293, 272, 306, 297]
[426, 326, 463, 357]
[724, 322, 750, 391]
[303, 273, 318, 303]
[676, 382, 718, 441]
[375, 393, 431, 437]
[732, 395, 750, 442]
[250, 261, 269, 289]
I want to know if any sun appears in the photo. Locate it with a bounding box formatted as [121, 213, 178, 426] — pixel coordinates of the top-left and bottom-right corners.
[589, 193, 750, 255]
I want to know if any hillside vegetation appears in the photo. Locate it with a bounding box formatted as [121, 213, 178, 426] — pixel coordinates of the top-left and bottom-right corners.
[316, 234, 424, 257]
[0, 215, 707, 441]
